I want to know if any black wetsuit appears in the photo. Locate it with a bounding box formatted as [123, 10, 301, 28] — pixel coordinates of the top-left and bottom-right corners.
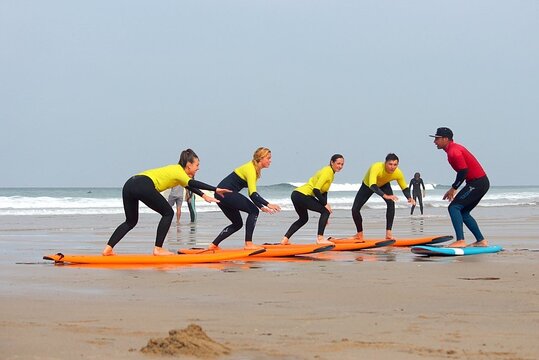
[409, 177, 425, 215]
[284, 191, 330, 238]
[108, 171, 215, 249]
[212, 171, 269, 246]
[352, 182, 400, 232]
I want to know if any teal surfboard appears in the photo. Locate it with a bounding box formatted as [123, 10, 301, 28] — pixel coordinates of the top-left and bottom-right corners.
[411, 245, 503, 256]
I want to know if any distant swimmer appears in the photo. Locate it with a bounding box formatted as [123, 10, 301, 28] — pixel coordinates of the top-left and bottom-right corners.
[103, 149, 230, 256]
[352, 153, 415, 240]
[431, 127, 489, 247]
[210, 147, 281, 250]
[280, 154, 344, 245]
[409, 172, 426, 215]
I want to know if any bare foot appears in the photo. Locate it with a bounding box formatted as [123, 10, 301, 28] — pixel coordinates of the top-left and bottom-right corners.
[354, 232, 364, 240]
[153, 246, 174, 256]
[280, 237, 291, 245]
[468, 240, 489, 247]
[385, 230, 395, 240]
[102, 245, 115, 256]
[447, 240, 467, 248]
[244, 242, 264, 250]
[316, 237, 335, 245]
[208, 243, 221, 251]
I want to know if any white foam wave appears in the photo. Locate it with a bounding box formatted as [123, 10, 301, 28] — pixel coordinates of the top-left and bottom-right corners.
[289, 182, 436, 191]
[1, 185, 537, 216]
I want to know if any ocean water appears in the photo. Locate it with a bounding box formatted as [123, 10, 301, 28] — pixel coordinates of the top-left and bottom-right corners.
[1, 183, 538, 216]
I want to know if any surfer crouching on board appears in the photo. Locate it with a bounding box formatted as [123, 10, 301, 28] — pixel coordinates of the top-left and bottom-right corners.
[351, 153, 415, 240]
[280, 154, 344, 245]
[431, 127, 490, 247]
[209, 147, 281, 251]
[103, 149, 230, 256]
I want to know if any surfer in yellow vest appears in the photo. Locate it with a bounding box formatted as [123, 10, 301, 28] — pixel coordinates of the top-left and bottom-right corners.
[352, 153, 415, 240]
[210, 147, 281, 250]
[103, 149, 230, 256]
[280, 154, 345, 245]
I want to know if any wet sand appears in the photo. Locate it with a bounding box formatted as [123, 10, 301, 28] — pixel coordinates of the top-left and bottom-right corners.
[1, 207, 539, 359]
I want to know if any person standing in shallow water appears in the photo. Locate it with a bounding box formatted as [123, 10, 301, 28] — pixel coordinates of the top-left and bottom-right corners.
[431, 127, 490, 247]
[280, 154, 344, 245]
[209, 147, 281, 250]
[351, 153, 415, 240]
[103, 149, 230, 256]
[167, 185, 185, 224]
[409, 172, 426, 215]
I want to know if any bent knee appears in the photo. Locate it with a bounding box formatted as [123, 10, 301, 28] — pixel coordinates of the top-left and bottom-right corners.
[231, 222, 243, 232]
[162, 206, 175, 217]
[125, 220, 138, 229]
[297, 217, 309, 227]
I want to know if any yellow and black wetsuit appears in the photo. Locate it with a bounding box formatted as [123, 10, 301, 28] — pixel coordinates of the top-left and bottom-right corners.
[107, 165, 217, 249]
[212, 161, 269, 246]
[284, 165, 335, 238]
[351, 162, 411, 232]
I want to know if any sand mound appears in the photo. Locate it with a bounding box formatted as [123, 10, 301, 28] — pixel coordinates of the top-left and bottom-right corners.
[140, 324, 231, 358]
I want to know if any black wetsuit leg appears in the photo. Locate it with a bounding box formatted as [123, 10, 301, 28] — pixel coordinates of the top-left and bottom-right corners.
[417, 193, 424, 214]
[212, 191, 260, 246]
[284, 191, 330, 238]
[108, 175, 174, 248]
[379, 183, 395, 230]
[351, 183, 373, 233]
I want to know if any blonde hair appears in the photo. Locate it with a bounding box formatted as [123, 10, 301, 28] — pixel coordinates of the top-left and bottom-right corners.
[252, 147, 271, 179]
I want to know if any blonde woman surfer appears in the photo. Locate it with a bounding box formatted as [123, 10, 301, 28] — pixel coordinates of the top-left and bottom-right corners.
[210, 147, 281, 250]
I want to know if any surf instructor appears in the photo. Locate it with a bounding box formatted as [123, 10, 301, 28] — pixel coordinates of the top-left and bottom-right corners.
[431, 127, 490, 247]
[103, 149, 230, 256]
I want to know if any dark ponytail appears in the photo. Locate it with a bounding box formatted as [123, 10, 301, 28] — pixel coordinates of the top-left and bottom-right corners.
[178, 149, 199, 167]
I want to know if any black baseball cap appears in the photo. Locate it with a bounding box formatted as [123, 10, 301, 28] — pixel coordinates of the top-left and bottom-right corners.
[429, 127, 453, 139]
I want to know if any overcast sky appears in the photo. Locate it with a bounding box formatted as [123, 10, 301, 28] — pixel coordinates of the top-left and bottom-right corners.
[1, 0, 537, 187]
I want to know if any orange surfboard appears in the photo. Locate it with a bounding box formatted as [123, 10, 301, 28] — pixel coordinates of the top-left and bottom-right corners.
[179, 243, 334, 257]
[391, 235, 453, 247]
[330, 239, 395, 251]
[328, 235, 452, 248]
[43, 249, 264, 265]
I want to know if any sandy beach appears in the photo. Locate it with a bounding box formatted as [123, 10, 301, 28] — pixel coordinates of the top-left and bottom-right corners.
[1, 207, 539, 359]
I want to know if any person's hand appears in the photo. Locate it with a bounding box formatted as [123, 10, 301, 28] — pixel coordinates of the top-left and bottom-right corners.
[325, 204, 333, 214]
[443, 188, 457, 201]
[262, 203, 281, 214]
[408, 198, 416, 206]
[383, 194, 398, 202]
[215, 188, 232, 196]
[202, 193, 220, 203]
